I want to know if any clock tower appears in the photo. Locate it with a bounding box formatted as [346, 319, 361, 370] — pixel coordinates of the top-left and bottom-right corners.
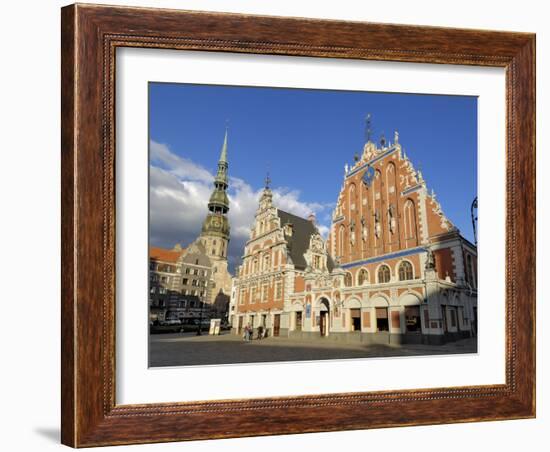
[200, 129, 232, 302]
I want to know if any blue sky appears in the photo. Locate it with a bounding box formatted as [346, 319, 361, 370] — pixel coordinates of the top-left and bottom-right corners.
[149, 82, 477, 271]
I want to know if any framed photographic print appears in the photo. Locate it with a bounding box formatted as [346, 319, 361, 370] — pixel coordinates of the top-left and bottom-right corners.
[61, 3, 536, 447]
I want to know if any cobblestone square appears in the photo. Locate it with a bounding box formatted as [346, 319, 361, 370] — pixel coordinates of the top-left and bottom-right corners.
[149, 332, 477, 367]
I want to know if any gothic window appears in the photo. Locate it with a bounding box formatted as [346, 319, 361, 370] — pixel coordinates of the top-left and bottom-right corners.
[264, 254, 270, 271]
[357, 268, 369, 285]
[344, 272, 353, 287]
[398, 261, 414, 281]
[403, 199, 418, 243]
[378, 265, 391, 283]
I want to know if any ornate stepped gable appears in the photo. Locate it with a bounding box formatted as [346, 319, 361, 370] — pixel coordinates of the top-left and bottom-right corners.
[235, 176, 333, 310]
[328, 129, 457, 267]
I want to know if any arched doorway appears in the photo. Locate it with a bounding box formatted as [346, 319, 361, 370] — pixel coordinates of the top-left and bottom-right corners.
[399, 293, 423, 334]
[345, 298, 362, 332]
[318, 298, 330, 337]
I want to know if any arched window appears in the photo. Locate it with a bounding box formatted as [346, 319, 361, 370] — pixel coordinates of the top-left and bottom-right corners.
[398, 261, 414, 281]
[378, 265, 391, 283]
[344, 272, 353, 287]
[358, 268, 369, 285]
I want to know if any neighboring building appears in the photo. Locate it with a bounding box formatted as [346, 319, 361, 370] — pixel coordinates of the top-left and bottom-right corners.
[148, 130, 233, 324]
[149, 246, 184, 323]
[230, 125, 477, 344]
[229, 178, 334, 337]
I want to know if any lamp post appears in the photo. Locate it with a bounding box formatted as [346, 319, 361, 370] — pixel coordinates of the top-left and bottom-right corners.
[471, 196, 478, 246]
[196, 296, 204, 336]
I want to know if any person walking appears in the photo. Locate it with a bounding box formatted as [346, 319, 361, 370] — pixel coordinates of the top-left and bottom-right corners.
[257, 325, 264, 340]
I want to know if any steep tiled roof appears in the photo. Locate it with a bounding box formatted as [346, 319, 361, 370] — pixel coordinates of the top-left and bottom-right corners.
[277, 210, 317, 270]
[149, 246, 185, 263]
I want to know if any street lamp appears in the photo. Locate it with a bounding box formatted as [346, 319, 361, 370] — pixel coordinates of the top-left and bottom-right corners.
[471, 196, 478, 246]
[196, 296, 204, 336]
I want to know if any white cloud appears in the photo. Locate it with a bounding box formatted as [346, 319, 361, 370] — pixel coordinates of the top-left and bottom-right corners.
[150, 140, 213, 183]
[149, 140, 332, 270]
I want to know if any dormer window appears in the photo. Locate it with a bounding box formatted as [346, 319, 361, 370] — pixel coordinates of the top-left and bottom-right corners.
[284, 223, 293, 237]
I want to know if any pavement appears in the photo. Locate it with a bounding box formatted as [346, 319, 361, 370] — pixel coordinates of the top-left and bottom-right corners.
[148, 331, 477, 367]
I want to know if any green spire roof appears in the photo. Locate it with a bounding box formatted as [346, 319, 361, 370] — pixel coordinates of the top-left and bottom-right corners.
[219, 128, 228, 164]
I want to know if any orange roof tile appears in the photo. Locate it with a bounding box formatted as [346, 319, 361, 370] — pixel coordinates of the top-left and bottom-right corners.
[149, 246, 185, 263]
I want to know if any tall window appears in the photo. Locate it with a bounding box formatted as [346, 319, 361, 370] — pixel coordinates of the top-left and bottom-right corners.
[466, 254, 476, 288]
[250, 287, 256, 304]
[403, 199, 418, 244]
[339, 225, 345, 257]
[357, 268, 369, 285]
[349, 183, 356, 211]
[344, 272, 353, 287]
[275, 280, 283, 299]
[378, 265, 391, 283]
[398, 261, 414, 280]
[313, 255, 321, 269]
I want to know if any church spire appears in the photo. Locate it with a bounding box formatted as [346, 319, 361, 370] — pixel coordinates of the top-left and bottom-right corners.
[213, 128, 229, 188]
[205, 129, 230, 217]
[219, 127, 228, 165]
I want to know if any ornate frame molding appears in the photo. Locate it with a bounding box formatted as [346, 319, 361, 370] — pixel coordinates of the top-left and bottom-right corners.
[61, 4, 535, 447]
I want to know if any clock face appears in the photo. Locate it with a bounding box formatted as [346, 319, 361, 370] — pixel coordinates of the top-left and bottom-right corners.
[362, 165, 375, 187]
[212, 218, 220, 227]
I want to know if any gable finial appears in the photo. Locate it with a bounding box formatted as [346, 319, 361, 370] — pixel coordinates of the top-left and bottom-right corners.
[365, 113, 372, 143]
[265, 163, 271, 189]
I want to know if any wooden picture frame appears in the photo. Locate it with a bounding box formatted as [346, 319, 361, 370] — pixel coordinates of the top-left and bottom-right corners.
[61, 3, 535, 447]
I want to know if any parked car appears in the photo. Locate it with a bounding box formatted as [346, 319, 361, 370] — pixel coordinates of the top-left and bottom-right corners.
[150, 319, 183, 334]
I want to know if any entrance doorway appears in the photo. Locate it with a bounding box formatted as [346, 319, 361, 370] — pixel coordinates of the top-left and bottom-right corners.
[376, 307, 389, 331]
[350, 308, 361, 331]
[237, 316, 243, 335]
[318, 298, 330, 337]
[319, 312, 328, 336]
[273, 314, 280, 337]
[405, 306, 421, 333]
[295, 311, 302, 331]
